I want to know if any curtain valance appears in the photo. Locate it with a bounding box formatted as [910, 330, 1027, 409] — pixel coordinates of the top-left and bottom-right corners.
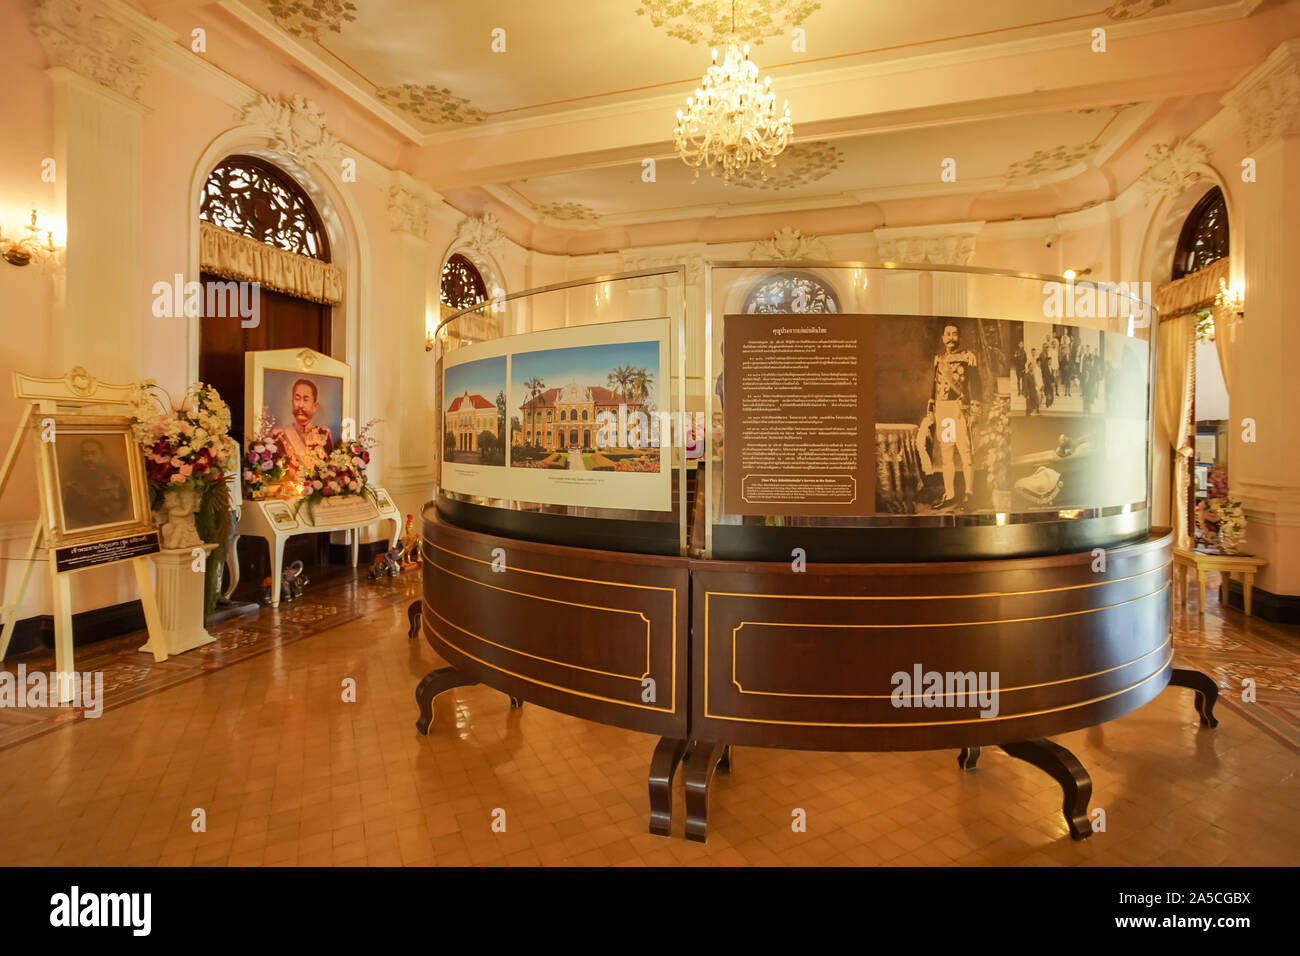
[199, 220, 344, 305]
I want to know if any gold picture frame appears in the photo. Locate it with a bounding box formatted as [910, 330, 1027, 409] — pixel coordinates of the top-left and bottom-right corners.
[33, 413, 156, 549]
[245, 347, 352, 470]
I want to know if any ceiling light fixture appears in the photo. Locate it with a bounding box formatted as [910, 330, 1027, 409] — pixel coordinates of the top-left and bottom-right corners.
[673, 1, 793, 184]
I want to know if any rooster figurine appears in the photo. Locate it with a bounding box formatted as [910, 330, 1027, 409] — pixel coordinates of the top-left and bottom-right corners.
[399, 514, 421, 569]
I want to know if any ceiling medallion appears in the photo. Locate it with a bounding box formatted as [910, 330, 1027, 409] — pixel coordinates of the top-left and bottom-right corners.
[636, 0, 821, 46]
[674, 5, 793, 184]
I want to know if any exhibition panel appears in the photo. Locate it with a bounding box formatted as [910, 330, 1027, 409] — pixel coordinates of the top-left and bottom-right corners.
[417, 262, 1207, 845]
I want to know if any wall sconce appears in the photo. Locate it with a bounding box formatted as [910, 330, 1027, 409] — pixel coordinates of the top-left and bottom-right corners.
[0, 209, 57, 267]
[1214, 278, 1244, 319]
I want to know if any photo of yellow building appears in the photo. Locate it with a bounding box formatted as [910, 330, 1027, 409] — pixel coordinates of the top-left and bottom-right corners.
[518, 382, 643, 451]
[445, 391, 498, 453]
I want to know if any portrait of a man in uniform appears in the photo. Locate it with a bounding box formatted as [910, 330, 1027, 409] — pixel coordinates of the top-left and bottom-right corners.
[57, 436, 133, 531]
[926, 323, 982, 510]
[271, 377, 336, 472]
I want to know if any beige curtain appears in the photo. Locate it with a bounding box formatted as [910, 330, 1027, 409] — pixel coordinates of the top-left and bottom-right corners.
[199, 221, 344, 305]
[1152, 256, 1230, 319]
[1155, 314, 1196, 547]
[1213, 305, 1233, 394]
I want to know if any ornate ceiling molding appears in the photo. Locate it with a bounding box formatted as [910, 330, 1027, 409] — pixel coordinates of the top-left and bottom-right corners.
[733, 141, 845, 191]
[264, 0, 358, 41]
[748, 227, 829, 261]
[1004, 142, 1102, 185]
[619, 254, 704, 286]
[1139, 137, 1210, 203]
[32, 0, 163, 101]
[1105, 0, 1175, 20]
[455, 214, 505, 257]
[875, 232, 977, 266]
[240, 94, 344, 168]
[375, 83, 487, 128]
[534, 201, 599, 223]
[1222, 39, 1300, 153]
[635, 0, 821, 46]
[387, 186, 430, 238]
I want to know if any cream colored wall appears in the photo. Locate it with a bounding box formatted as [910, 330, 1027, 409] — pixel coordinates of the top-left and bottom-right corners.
[3, 2, 1296, 628]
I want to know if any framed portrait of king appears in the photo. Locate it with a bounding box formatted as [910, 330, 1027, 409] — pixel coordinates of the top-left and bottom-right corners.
[245, 347, 351, 477]
[34, 414, 157, 550]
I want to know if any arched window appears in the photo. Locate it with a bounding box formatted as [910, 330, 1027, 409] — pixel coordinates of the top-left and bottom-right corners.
[743, 271, 841, 313]
[199, 155, 329, 260]
[441, 252, 488, 311]
[1172, 187, 1228, 280]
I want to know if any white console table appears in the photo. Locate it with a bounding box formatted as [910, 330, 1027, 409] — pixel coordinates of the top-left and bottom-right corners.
[230, 486, 402, 606]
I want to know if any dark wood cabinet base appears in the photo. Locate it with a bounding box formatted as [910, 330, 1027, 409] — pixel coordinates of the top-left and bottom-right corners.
[406, 599, 421, 639]
[648, 737, 688, 836]
[1167, 667, 1220, 728]
[1000, 738, 1094, 840]
[684, 741, 728, 843]
[414, 512, 1218, 847]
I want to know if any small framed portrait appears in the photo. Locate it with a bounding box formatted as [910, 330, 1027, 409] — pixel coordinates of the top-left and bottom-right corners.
[245, 347, 351, 474]
[36, 415, 155, 548]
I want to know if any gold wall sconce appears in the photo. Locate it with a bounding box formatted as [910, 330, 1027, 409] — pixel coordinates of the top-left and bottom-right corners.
[1214, 277, 1244, 321]
[0, 209, 58, 267]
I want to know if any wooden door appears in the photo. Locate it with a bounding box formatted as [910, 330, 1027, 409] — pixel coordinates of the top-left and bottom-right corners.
[199, 273, 335, 589]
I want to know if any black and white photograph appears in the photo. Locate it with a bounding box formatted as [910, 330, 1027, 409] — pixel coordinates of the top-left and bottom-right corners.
[38, 416, 154, 545]
[1006, 321, 1150, 510]
[873, 315, 1011, 515]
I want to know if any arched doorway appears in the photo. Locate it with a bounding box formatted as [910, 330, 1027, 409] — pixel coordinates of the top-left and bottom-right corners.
[197, 153, 341, 585]
[197, 154, 335, 446]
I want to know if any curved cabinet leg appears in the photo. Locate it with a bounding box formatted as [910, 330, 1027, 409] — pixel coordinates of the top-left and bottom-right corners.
[957, 746, 981, 771]
[717, 744, 733, 775]
[1000, 738, 1093, 840]
[414, 666, 479, 735]
[1167, 667, 1220, 728]
[406, 599, 422, 639]
[648, 737, 687, 837]
[508, 695, 524, 709]
[684, 741, 726, 843]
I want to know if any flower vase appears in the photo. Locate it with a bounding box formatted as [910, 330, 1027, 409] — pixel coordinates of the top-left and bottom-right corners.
[155, 484, 203, 551]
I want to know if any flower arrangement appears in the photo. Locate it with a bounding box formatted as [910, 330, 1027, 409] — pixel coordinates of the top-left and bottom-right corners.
[242, 408, 292, 499]
[293, 419, 379, 520]
[128, 381, 237, 616]
[129, 381, 237, 498]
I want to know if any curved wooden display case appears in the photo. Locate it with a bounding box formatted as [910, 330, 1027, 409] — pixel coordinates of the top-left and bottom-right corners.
[413, 506, 1218, 843]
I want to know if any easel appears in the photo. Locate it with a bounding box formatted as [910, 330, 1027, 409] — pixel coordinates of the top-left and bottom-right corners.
[0, 367, 165, 702]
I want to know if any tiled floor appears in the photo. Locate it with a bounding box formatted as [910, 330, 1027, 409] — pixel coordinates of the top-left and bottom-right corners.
[0, 568, 1297, 866]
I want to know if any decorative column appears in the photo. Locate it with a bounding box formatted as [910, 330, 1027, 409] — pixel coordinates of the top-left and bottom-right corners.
[34, 0, 172, 383]
[1222, 39, 1300, 613]
[385, 179, 437, 494]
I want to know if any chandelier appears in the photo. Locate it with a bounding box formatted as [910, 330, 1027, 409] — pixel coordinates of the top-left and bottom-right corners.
[673, 4, 793, 183]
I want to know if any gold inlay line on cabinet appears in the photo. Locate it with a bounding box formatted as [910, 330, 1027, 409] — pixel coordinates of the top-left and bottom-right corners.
[425, 537, 679, 709]
[428, 561, 653, 681]
[426, 621, 676, 715]
[703, 649, 1174, 728]
[733, 635, 1169, 699]
[704, 559, 1170, 603]
[728, 583, 1170, 696]
[427, 540, 679, 595]
[704, 582, 1170, 719]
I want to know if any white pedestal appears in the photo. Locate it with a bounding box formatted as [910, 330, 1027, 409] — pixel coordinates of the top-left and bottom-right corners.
[139, 544, 219, 658]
